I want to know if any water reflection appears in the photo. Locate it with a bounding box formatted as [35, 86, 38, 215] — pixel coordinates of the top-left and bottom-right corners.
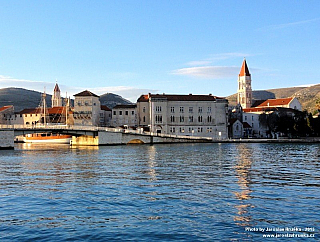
[146, 145, 158, 183]
[233, 144, 254, 226]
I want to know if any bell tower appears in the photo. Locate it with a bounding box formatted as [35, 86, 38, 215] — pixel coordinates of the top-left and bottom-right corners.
[52, 83, 62, 107]
[237, 58, 252, 108]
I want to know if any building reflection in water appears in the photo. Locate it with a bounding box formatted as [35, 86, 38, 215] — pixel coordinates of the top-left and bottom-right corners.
[146, 145, 158, 183]
[233, 144, 254, 227]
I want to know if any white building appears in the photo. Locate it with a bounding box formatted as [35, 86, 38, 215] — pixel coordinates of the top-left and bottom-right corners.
[251, 97, 302, 111]
[73, 90, 101, 126]
[242, 112, 267, 138]
[0, 106, 14, 124]
[111, 104, 137, 128]
[228, 119, 243, 139]
[100, 105, 112, 127]
[137, 93, 228, 139]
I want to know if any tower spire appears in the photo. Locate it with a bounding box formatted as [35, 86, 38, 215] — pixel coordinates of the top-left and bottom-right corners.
[237, 58, 252, 108]
[239, 58, 251, 77]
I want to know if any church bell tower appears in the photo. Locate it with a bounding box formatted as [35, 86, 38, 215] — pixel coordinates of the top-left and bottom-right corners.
[52, 83, 62, 107]
[237, 58, 252, 108]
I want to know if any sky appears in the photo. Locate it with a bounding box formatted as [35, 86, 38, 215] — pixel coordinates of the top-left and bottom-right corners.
[0, 0, 319, 102]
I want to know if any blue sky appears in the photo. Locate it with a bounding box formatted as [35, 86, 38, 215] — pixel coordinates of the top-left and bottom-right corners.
[0, 0, 319, 102]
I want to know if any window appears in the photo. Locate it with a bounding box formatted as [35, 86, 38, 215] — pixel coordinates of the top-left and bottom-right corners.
[207, 127, 212, 133]
[113, 111, 116, 115]
[245, 116, 247, 121]
[208, 107, 211, 113]
[189, 107, 193, 113]
[119, 111, 123, 115]
[132, 111, 134, 115]
[180, 107, 184, 113]
[251, 116, 254, 121]
[171, 107, 175, 113]
[198, 116, 203, 122]
[180, 116, 184, 122]
[125, 111, 129, 115]
[156, 106, 162, 112]
[143, 116, 146, 122]
[208, 116, 212, 122]
[198, 107, 202, 113]
[155, 115, 162, 123]
[143, 107, 146, 113]
[189, 116, 193, 122]
[170, 127, 175, 133]
[170, 116, 175, 122]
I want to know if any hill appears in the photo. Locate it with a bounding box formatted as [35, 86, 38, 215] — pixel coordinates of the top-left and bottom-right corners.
[100, 93, 133, 109]
[0, 88, 52, 112]
[0, 88, 133, 112]
[227, 85, 320, 114]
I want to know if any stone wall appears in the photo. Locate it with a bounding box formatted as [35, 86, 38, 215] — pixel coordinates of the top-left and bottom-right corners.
[0, 130, 14, 149]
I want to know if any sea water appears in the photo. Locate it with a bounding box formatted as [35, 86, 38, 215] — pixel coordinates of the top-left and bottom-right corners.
[0, 143, 319, 241]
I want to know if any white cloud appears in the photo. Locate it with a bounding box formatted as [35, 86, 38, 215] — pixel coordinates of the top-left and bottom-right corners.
[172, 66, 240, 79]
[0, 75, 156, 102]
[186, 53, 251, 67]
[258, 17, 320, 31]
[0, 75, 54, 92]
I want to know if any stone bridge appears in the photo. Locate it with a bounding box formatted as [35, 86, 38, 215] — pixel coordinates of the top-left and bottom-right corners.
[0, 125, 214, 148]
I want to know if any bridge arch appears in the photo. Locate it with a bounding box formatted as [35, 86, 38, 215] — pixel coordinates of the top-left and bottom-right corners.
[127, 139, 145, 144]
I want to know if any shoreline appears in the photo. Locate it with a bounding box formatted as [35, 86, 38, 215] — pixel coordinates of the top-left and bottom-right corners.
[219, 137, 320, 143]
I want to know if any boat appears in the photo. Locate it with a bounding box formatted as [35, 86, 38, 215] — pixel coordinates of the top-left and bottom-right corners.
[21, 86, 73, 144]
[23, 133, 72, 144]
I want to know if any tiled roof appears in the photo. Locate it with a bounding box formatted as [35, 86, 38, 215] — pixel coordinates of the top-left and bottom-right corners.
[243, 107, 277, 113]
[113, 104, 137, 109]
[239, 59, 250, 77]
[19, 107, 67, 115]
[74, 90, 99, 97]
[243, 122, 252, 128]
[0, 105, 13, 112]
[229, 118, 240, 125]
[255, 98, 293, 108]
[101, 105, 111, 111]
[137, 94, 224, 102]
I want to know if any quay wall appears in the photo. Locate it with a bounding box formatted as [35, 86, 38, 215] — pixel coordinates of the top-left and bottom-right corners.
[0, 130, 14, 149]
[70, 131, 211, 146]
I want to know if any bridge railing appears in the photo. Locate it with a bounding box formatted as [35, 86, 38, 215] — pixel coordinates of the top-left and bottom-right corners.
[0, 124, 216, 141]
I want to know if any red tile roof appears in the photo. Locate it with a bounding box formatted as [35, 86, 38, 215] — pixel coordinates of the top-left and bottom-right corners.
[255, 98, 293, 108]
[101, 105, 111, 111]
[239, 59, 250, 77]
[19, 107, 67, 115]
[0, 105, 13, 112]
[137, 94, 224, 102]
[243, 107, 278, 113]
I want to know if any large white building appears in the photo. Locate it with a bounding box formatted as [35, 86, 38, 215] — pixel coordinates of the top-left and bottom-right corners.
[111, 104, 137, 128]
[73, 90, 101, 126]
[137, 93, 228, 139]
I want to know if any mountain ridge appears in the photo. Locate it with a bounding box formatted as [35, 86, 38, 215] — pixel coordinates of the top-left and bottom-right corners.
[0, 87, 132, 112]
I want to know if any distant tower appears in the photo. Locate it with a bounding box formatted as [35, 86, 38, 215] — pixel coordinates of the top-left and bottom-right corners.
[237, 58, 252, 108]
[52, 83, 62, 107]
